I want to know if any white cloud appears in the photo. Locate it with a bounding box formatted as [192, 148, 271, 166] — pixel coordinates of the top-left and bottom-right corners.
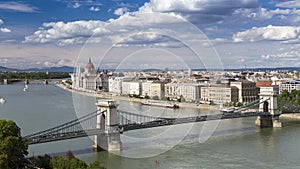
[24, 20, 110, 44]
[0, 19, 3, 25]
[89, 6, 100, 12]
[0, 28, 11, 33]
[72, 2, 81, 9]
[114, 7, 129, 16]
[233, 25, 300, 42]
[138, 0, 259, 24]
[0, 2, 37, 12]
[275, 0, 300, 8]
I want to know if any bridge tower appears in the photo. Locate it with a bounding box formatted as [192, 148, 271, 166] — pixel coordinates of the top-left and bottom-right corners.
[255, 90, 282, 127]
[93, 100, 122, 152]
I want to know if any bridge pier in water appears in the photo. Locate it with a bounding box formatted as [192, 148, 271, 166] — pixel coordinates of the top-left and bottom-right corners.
[93, 100, 122, 152]
[255, 91, 282, 128]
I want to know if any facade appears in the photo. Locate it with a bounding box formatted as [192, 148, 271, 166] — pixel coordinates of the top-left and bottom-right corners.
[259, 86, 279, 95]
[230, 80, 258, 103]
[108, 77, 124, 94]
[142, 82, 151, 97]
[121, 81, 141, 95]
[279, 80, 300, 93]
[149, 82, 165, 99]
[177, 83, 201, 101]
[165, 83, 179, 100]
[70, 58, 101, 91]
[201, 85, 238, 104]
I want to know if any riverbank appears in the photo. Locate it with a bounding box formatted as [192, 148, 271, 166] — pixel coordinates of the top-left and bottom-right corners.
[56, 83, 221, 110]
[280, 114, 300, 120]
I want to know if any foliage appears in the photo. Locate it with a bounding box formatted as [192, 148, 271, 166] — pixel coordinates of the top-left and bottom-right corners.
[65, 79, 72, 85]
[51, 156, 88, 169]
[28, 151, 106, 169]
[29, 154, 52, 169]
[278, 89, 300, 110]
[0, 120, 28, 169]
[129, 94, 140, 98]
[177, 95, 185, 102]
[152, 95, 159, 100]
[0, 72, 70, 80]
[88, 160, 106, 169]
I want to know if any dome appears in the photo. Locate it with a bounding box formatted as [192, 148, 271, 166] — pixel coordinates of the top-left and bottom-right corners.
[85, 58, 96, 74]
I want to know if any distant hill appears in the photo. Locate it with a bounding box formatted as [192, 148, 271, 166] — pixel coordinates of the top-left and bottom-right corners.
[0, 65, 299, 73]
[0, 66, 18, 72]
[193, 67, 300, 72]
[0, 66, 75, 73]
[23, 66, 75, 72]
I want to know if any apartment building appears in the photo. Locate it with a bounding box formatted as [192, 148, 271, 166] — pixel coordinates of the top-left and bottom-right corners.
[279, 80, 300, 93]
[201, 85, 238, 104]
[121, 81, 141, 95]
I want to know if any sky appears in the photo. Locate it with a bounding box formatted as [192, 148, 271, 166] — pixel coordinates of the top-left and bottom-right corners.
[1, 0, 300, 69]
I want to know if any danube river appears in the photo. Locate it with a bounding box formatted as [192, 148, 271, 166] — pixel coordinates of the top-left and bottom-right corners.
[1, 82, 300, 169]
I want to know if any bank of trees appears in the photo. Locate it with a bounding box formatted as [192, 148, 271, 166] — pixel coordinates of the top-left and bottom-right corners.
[0, 120, 28, 169]
[278, 90, 300, 106]
[28, 151, 106, 169]
[278, 89, 300, 111]
[0, 119, 106, 169]
[0, 72, 70, 80]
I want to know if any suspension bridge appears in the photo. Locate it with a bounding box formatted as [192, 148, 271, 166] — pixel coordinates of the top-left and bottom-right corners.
[23, 91, 300, 152]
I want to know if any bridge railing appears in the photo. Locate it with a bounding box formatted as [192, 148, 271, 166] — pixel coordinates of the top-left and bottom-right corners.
[23, 110, 106, 142]
[278, 101, 300, 113]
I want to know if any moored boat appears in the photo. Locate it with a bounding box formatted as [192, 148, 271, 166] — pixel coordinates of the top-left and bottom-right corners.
[141, 100, 179, 109]
[0, 97, 6, 104]
[23, 84, 29, 92]
[221, 108, 235, 113]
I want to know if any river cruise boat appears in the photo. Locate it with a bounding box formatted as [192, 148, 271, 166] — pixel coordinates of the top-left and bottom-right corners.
[141, 100, 179, 109]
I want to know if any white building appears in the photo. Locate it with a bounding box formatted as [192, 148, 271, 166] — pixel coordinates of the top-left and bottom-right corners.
[142, 82, 152, 97]
[121, 81, 141, 95]
[70, 58, 101, 92]
[178, 83, 201, 101]
[201, 85, 239, 104]
[165, 83, 179, 100]
[149, 82, 165, 99]
[279, 80, 300, 93]
[108, 77, 124, 94]
[260, 86, 279, 95]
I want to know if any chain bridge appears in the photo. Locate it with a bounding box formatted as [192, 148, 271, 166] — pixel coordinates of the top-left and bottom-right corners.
[23, 91, 300, 152]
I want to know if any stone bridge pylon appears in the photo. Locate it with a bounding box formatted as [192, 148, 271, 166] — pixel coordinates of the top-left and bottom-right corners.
[255, 90, 282, 128]
[93, 100, 122, 152]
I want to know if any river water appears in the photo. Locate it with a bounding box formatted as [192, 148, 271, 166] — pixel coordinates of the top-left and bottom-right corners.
[0, 82, 299, 169]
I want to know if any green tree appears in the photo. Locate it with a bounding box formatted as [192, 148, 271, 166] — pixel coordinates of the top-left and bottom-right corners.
[0, 120, 28, 169]
[29, 154, 52, 169]
[88, 160, 106, 169]
[51, 156, 87, 169]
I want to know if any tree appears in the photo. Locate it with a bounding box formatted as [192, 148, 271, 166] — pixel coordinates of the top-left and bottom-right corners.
[0, 120, 28, 169]
[65, 150, 75, 160]
[88, 160, 106, 169]
[51, 156, 87, 169]
[29, 154, 52, 169]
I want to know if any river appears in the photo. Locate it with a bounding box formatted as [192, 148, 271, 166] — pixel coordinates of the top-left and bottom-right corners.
[0, 82, 299, 169]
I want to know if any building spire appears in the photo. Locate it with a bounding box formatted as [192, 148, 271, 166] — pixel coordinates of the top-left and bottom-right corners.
[89, 57, 91, 63]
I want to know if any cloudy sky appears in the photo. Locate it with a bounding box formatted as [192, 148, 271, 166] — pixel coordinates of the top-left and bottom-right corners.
[1, 0, 300, 69]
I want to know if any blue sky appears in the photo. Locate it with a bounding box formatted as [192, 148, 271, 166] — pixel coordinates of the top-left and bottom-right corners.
[1, 0, 300, 69]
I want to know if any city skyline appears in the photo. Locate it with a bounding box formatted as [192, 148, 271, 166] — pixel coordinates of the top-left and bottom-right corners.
[1, 0, 300, 69]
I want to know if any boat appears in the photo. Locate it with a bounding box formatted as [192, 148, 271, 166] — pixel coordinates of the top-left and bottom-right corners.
[23, 84, 29, 92]
[141, 100, 179, 109]
[0, 97, 6, 104]
[221, 108, 235, 113]
[199, 100, 212, 105]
